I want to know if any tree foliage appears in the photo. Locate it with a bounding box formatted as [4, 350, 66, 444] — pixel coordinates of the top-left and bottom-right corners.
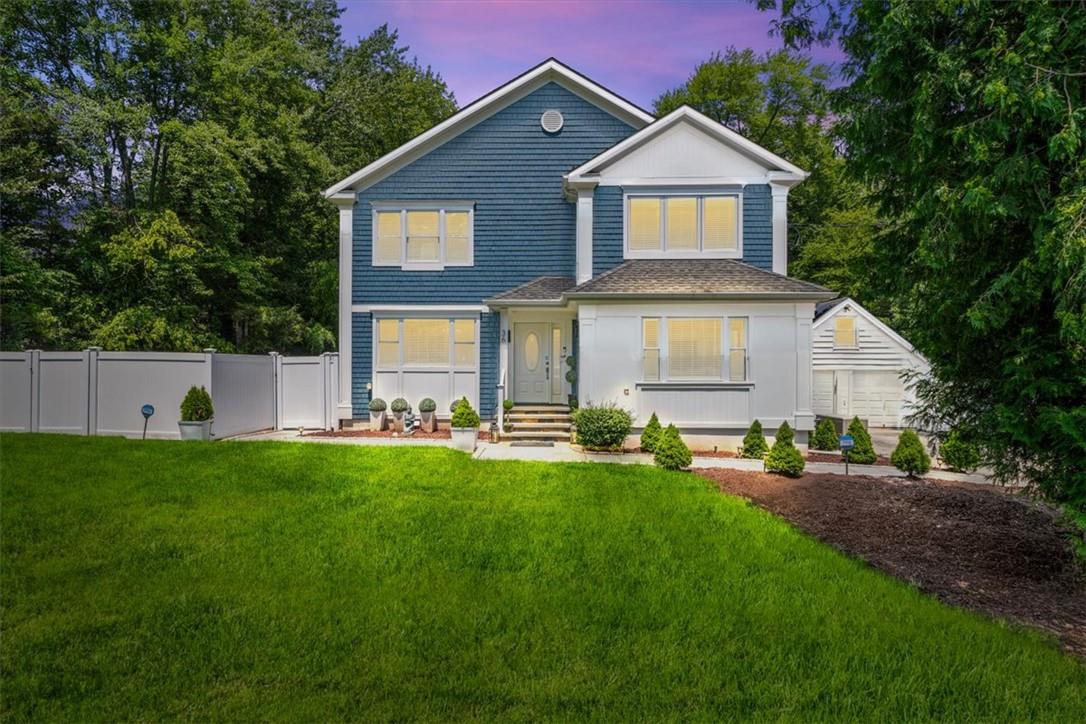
[640, 412, 663, 453]
[845, 416, 877, 465]
[1, 3, 455, 353]
[891, 429, 930, 478]
[741, 419, 769, 458]
[654, 424, 693, 471]
[765, 421, 805, 476]
[810, 418, 839, 451]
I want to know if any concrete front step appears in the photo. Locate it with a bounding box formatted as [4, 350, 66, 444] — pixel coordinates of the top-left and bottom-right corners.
[505, 430, 571, 440]
[507, 413, 572, 422]
[510, 405, 570, 413]
[509, 421, 570, 430]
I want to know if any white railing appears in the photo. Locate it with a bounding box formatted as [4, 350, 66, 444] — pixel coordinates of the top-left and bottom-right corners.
[496, 367, 507, 430]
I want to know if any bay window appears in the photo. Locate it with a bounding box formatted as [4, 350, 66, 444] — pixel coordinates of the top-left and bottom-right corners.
[373, 205, 474, 269]
[626, 193, 740, 257]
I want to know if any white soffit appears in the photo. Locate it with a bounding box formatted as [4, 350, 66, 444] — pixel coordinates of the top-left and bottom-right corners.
[324, 59, 654, 197]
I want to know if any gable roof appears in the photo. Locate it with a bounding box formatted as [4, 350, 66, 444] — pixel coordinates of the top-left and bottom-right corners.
[324, 58, 655, 198]
[812, 297, 928, 363]
[565, 105, 808, 184]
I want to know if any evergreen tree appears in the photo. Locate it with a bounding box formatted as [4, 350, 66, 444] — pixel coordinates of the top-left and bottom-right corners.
[741, 420, 769, 458]
[845, 417, 877, 465]
[810, 418, 839, 451]
[640, 412, 663, 453]
[654, 424, 693, 471]
[765, 421, 805, 476]
[891, 429, 931, 478]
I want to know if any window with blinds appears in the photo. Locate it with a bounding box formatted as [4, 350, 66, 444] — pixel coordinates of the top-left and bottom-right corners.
[375, 318, 476, 369]
[642, 317, 660, 381]
[626, 194, 740, 256]
[668, 318, 721, 378]
[728, 317, 747, 381]
[834, 316, 857, 347]
[372, 206, 473, 269]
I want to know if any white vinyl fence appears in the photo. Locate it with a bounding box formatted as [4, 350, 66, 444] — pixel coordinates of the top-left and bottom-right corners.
[0, 349, 338, 439]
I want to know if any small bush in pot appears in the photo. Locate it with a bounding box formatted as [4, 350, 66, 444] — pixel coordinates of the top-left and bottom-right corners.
[845, 416, 877, 464]
[810, 418, 839, 451]
[178, 385, 214, 440]
[891, 429, 931, 477]
[418, 397, 437, 432]
[765, 421, 805, 477]
[368, 397, 388, 431]
[390, 397, 409, 431]
[740, 420, 768, 459]
[450, 396, 480, 452]
[572, 402, 632, 451]
[940, 428, 980, 472]
[503, 399, 514, 412]
[640, 412, 663, 453]
[654, 423, 692, 471]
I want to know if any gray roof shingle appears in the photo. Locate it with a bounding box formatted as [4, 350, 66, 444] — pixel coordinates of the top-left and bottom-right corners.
[565, 259, 835, 298]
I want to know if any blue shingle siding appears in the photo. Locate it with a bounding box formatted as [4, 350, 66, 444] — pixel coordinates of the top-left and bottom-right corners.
[351, 312, 372, 418]
[591, 183, 776, 275]
[479, 312, 499, 419]
[740, 184, 773, 270]
[352, 82, 637, 304]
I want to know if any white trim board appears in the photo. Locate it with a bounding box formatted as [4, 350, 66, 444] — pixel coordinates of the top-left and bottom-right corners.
[353, 304, 489, 315]
[812, 298, 928, 367]
[324, 59, 653, 197]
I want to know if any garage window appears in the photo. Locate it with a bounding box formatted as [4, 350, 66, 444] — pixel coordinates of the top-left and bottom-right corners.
[834, 317, 857, 348]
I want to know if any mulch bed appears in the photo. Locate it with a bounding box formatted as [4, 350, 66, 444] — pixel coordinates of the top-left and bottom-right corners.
[699, 468, 1086, 657]
[806, 451, 893, 466]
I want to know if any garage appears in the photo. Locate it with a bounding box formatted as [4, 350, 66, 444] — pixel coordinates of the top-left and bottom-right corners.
[810, 298, 928, 429]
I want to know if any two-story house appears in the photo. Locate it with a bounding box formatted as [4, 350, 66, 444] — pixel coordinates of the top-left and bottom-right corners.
[324, 59, 834, 448]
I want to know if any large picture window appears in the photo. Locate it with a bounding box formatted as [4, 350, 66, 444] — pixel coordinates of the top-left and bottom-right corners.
[373, 206, 474, 269]
[640, 315, 751, 382]
[626, 194, 740, 257]
[375, 318, 477, 369]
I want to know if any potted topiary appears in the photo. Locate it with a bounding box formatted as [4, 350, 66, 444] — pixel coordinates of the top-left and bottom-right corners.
[368, 398, 387, 430]
[418, 397, 437, 432]
[450, 396, 480, 452]
[765, 421, 805, 477]
[891, 429, 931, 477]
[178, 385, 214, 441]
[390, 397, 409, 432]
[503, 398, 514, 413]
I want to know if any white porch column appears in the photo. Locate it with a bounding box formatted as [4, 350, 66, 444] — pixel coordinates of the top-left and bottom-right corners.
[331, 192, 355, 423]
[794, 302, 815, 431]
[770, 182, 790, 276]
[573, 182, 596, 284]
[498, 309, 509, 428]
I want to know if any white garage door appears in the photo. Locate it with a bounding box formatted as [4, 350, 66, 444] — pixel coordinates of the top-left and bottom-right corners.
[851, 371, 905, 428]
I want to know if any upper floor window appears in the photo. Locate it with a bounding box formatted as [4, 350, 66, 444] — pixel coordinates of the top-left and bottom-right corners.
[626, 194, 740, 258]
[373, 205, 473, 270]
[834, 316, 857, 348]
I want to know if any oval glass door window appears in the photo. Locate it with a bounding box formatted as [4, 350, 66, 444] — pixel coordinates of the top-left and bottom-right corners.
[524, 332, 540, 371]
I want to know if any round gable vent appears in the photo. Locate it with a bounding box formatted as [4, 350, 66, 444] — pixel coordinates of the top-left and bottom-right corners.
[540, 109, 564, 134]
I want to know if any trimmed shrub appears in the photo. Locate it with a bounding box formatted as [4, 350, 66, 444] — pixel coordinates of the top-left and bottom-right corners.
[940, 429, 980, 472]
[654, 424, 692, 471]
[741, 420, 769, 459]
[845, 416, 877, 464]
[180, 386, 214, 422]
[390, 398, 409, 414]
[892, 429, 931, 477]
[572, 402, 632, 450]
[810, 418, 839, 451]
[450, 397, 480, 429]
[418, 398, 436, 413]
[450, 399, 461, 413]
[765, 421, 805, 477]
[368, 398, 387, 412]
[502, 399, 514, 412]
[640, 412, 663, 453]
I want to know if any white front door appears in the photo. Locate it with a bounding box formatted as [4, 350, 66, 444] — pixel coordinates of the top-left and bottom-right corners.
[514, 322, 550, 403]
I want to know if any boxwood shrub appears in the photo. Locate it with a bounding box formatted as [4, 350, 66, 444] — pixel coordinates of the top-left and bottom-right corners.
[390, 398, 409, 414]
[418, 398, 436, 413]
[572, 402, 632, 451]
[368, 398, 387, 412]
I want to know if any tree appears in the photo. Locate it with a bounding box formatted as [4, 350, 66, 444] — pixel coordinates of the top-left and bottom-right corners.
[761, 0, 1086, 509]
[655, 48, 879, 275]
[765, 421, 805, 476]
[654, 424, 693, 471]
[640, 412, 663, 453]
[845, 416, 877, 465]
[741, 420, 769, 458]
[810, 418, 839, 451]
[891, 430, 931, 478]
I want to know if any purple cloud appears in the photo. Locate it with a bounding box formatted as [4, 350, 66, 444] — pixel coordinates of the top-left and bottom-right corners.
[338, 0, 845, 110]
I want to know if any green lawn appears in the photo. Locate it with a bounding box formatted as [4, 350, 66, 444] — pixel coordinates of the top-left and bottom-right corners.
[2, 435, 1084, 721]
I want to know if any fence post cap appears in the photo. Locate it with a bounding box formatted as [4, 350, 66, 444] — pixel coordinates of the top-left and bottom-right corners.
[202, 348, 217, 353]
[85, 346, 103, 351]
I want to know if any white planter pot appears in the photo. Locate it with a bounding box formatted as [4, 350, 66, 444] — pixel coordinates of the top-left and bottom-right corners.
[369, 411, 387, 430]
[178, 419, 212, 441]
[420, 411, 435, 431]
[451, 427, 476, 452]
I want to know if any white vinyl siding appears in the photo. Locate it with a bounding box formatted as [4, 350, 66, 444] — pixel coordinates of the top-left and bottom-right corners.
[625, 193, 741, 258]
[371, 204, 474, 269]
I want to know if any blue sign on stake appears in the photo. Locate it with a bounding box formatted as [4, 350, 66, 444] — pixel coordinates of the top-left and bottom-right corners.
[839, 434, 855, 450]
[140, 404, 154, 440]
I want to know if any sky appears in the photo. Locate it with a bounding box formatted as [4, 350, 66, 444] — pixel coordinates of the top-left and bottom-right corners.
[337, 0, 845, 110]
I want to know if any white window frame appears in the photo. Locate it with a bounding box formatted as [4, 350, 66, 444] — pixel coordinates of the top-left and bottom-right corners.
[640, 314, 752, 383]
[623, 191, 743, 260]
[371, 202, 475, 271]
